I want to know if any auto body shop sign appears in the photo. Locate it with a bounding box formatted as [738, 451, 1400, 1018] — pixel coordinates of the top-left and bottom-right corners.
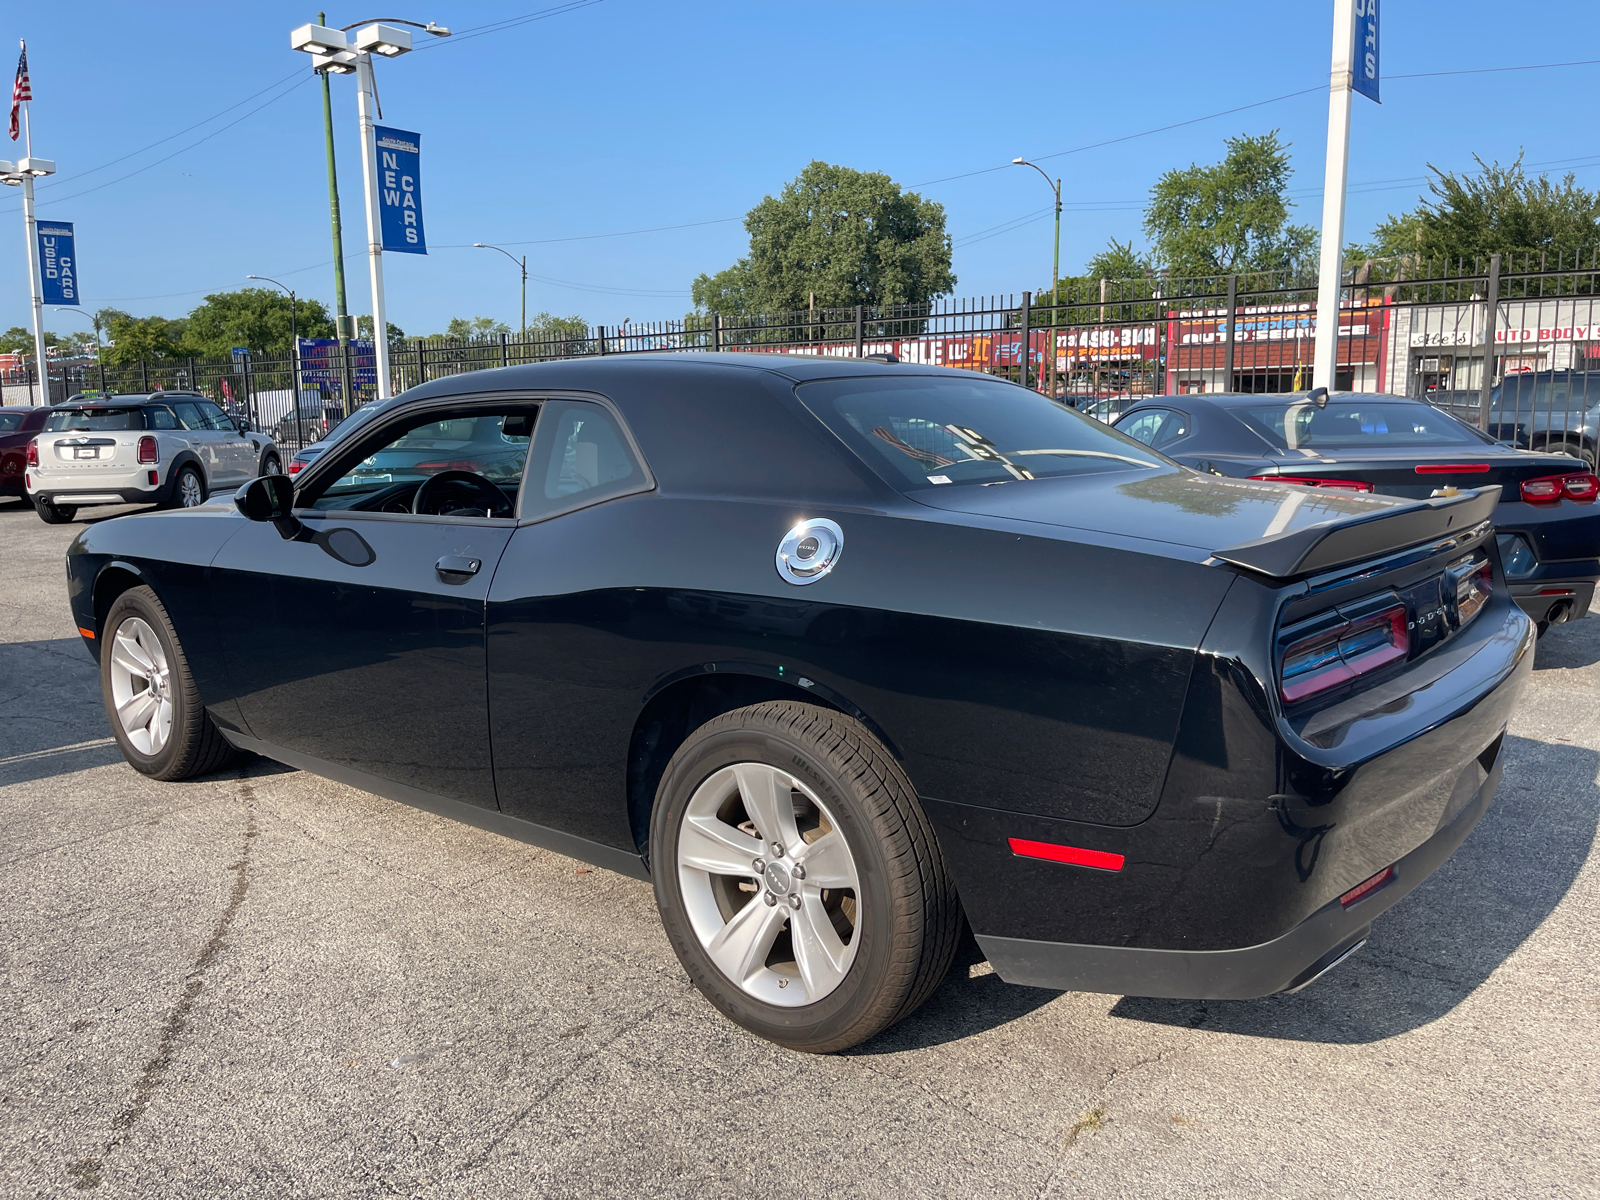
[375, 126, 426, 254]
[37, 220, 79, 305]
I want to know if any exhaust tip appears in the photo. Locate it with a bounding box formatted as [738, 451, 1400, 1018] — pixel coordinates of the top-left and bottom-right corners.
[1548, 601, 1572, 625]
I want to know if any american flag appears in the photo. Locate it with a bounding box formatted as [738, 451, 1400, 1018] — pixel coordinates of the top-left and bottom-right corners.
[10, 42, 30, 142]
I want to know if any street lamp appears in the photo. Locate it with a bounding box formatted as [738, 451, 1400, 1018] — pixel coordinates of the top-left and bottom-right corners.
[289, 17, 450, 399]
[473, 243, 528, 347]
[1013, 157, 1061, 394]
[1, 154, 60, 405]
[248, 275, 302, 445]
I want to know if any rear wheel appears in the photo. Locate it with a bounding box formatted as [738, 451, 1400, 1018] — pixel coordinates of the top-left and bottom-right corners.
[260, 452, 281, 477]
[33, 496, 76, 524]
[650, 701, 960, 1053]
[102, 586, 237, 781]
[162, 465, 205, 510]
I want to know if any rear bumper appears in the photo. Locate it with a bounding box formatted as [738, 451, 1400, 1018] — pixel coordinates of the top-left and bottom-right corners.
[978, 736, 1504, 998]
[1509, 579, 1595, 624]
[27, 468, 166, 507]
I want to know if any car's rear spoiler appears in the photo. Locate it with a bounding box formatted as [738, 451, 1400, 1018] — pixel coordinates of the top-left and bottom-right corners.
[1213, 486, 1500, 578]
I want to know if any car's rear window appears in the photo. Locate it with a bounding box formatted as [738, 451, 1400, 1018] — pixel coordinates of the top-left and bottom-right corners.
[1231, 401, 1485, 450]
[795, 376, 1164, 491]
[0, 412, 23, 432]
[43, 407, 145, 432]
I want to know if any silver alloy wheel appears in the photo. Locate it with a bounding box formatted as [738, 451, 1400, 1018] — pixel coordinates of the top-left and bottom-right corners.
[178, 470, 204, 507]
[109, 617, 173, 756]
[677, 762, 861, 1007]
[261, 455, 280, 477]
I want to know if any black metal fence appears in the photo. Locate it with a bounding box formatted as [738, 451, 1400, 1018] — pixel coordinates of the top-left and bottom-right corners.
[7, 249, 1598, 461]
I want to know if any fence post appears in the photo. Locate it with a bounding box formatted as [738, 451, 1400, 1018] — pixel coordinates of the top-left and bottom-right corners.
[1223, 274, 1238, 391]
[500, 332, 508, 368]
[713, 313, 723, 352]
[854, 305, 865, 358]
[1477, 253, 1502, 432]
[140, 358, 149, 393]
[596, 325, 606, 356]
[187, 356, 196, 393]
[98, 359, 107, 393]
[1019, 291, 1032, 388]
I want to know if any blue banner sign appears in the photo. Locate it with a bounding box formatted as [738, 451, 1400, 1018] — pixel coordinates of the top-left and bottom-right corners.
[374, 126, 426, 254]
[37, 220, 79, 305]
[1352, 0, 1379, 103]
[297, 337, 378, 402]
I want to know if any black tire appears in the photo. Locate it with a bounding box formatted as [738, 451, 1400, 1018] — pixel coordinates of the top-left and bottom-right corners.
[101, 586, 238, 781]
[161, 464, 206, 510]
[650, 701, 960, 1053]
[260, 452, 281, 477]
[33, 496, 76, 524]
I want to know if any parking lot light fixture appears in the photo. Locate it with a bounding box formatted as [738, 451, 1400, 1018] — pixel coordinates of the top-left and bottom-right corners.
[289, 17, 449, 401]
[1012, 157, 1062, 393]
[474, 243, 528, 345]
[1, 154, 59, 405]
[247, 275, 301, 439]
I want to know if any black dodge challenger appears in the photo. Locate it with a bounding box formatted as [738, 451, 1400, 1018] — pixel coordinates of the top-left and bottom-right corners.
[66, 355, 1532, 1052]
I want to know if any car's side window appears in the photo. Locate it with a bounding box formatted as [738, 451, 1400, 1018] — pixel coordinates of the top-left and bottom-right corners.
[520, 400, 647, 521]
[306, 409, 535, 519]
[1152, 409, 1191, 447]
[197, 401, 235, 431]
[170, 401, 205, 430]
[147, 406, 179, 430]
[1118, 408, 1172, 447]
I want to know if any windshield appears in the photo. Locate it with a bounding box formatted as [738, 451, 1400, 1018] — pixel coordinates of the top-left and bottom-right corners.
[1231, 400, 1487, 450]
[796, 376, 1165, 491]
[43, 408, 145, 432]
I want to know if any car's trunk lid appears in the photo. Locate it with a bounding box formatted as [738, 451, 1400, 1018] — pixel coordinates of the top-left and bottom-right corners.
[1260, 446, 1587, 502]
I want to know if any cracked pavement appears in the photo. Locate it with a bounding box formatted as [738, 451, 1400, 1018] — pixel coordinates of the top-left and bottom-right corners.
[2, 499, 1598, 1198]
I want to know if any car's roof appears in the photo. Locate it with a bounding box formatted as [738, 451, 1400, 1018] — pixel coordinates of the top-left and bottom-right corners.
[56, 392, 204, 409]
[1174, 391, 1422, 410]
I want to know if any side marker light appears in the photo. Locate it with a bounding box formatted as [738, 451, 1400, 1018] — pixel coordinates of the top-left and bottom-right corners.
[1008, 837, 1125, 872]
[1339, 864, 1395, 908]
[77, 626, 95, 639]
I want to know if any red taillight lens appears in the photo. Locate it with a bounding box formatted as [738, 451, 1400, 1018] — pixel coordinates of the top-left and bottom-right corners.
[287, 459, 304, 474]
[1280, 604, 1409, 703]
[137, 435, 158, 464]
[26, 437, 38, 467]
[1519, 472, 1597, 503]
[1340, 865, 1395, 908]
[1249, 475, 1373, 492]
[1414, 463, 1489, 474]
[1008, 837, 1125, 872]
[1562, 472, 1599, 501]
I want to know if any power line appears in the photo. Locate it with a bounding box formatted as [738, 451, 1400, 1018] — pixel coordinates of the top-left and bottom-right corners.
[414, 1, 606, 49]
[433, 216, 741, 248]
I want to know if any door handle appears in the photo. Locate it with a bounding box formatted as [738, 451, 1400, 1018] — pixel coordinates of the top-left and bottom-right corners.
[436, 555, 482, 580]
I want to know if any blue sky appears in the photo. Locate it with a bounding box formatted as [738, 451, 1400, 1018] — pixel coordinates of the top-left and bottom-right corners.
[4, 0, 1599, 341]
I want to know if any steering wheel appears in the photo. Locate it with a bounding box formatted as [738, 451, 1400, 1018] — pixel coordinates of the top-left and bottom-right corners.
[411, 470, 513, 518]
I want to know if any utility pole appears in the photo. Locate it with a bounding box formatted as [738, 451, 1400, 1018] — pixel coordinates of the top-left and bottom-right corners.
[1313, 0, 1357, 391]
[317, 11, 355, 412]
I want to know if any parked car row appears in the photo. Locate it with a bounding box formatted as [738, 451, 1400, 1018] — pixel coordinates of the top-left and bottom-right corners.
[65, 354, 1551, 1052]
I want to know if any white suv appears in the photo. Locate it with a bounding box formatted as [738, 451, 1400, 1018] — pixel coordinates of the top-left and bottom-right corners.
[25, 393, 281, 523]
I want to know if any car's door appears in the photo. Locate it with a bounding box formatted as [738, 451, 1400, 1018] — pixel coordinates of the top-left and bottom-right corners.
[197, 399, 254, 482]
[169, 399, 223, 483]
[208, 402, 535, 810]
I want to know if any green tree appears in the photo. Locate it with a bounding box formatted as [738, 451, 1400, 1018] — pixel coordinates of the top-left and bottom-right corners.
[1363, 153, 1600, 266]
[183, 288, 334, 357]
[356, 315, 406, 342]
[527, 312, 589, 339]
[441, 316, 511, 339]
[0, 326, 60, 354]
[693, 161, 955, 315]
[104, 315, 183, 364]
[1143, 131, 1315, 278]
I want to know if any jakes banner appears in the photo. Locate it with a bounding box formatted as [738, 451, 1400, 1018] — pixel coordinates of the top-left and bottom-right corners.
[38, 220, 79, 305]
[374, 126, 426, 254]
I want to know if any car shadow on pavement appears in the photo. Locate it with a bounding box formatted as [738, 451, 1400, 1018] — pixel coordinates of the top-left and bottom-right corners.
[1533, 613, 1600, 671]
[1107, 734, 1598, 1044]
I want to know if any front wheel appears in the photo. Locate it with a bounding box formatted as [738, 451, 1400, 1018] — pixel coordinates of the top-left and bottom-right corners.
[101, 586, 238, 780]
[650, 701, 960, 1053]
[33, 496, 76, 524]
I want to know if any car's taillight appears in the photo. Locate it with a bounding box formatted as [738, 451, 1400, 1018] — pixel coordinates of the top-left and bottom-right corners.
[1280, 603, 1409, 703]
[1249, 475, 1374, 492]
[1414, 463, 1489, 475]
[1521, 471, 1599, 503]
[137, 435, 158, 464]
[1448, 554, 1494, 627]
[26, 437, 38, 467]
[287, 459, 304, 474]
[415, 459, 483, 474]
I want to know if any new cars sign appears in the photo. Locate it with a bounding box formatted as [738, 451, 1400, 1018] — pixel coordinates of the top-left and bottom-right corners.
[37, 220, 78, 305]
[1352, 0, 1379, 103]
[374, 126, 426, 254]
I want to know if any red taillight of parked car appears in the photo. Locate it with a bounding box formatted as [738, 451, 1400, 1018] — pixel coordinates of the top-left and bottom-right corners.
[1249, 475, 1374, 492]
[1414, 463, 1489, 474]
[137, 435, 159, 464]
[1279, 604, 1409, 703]
[1339, 864, 1395, 908]
[26, 437, 38, 467]
[414, 459, 484, 475]
[1521, 471, 1600, 504]
[288, 459, 304, 474]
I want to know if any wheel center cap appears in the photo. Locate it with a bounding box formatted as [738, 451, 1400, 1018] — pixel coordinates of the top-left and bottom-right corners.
[764, 861, 792, 896]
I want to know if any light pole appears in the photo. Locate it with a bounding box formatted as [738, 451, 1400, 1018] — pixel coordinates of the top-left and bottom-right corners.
[473, 243, 527, 348]
[314, 10, 355, 415]
[290, 17, 450, 400]
[248, 275, 301, 443]
[1, 153, 59, 405]
[1013, 157, 1061, 396]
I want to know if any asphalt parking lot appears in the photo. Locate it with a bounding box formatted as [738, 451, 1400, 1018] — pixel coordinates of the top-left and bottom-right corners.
[2, 498, 1597, 1199]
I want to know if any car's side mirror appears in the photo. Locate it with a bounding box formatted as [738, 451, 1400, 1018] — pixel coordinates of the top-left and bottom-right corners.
[234, 474, 302, 539]
[234, 416, 253, 433]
